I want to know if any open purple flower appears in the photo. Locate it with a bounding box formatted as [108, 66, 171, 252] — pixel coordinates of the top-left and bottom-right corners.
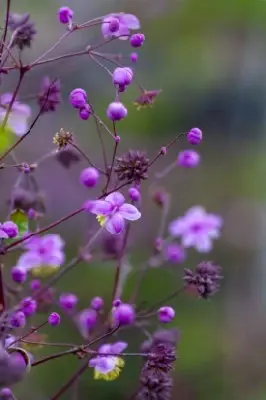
[169, 206, 222, 253]
[0, 93, 31, 136]
[85, 192, 141, 235]
[16, 234, 65, 277]
[89, 341, 127, 381]
[101, 13, 140, 40]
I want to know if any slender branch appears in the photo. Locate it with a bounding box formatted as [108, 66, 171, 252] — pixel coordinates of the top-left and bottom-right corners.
[49, 360, 89, 400]
[0, 261, 6, 314]
[0, 0, 11, 58]
[112, 225, 130, 301]
[70, 143, 106, 175]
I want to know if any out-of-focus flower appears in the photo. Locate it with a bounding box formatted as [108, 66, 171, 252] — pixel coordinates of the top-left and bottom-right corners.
[89, 341, 127, 381]
[163, 243, 185, 264]
[59, 293, 78, 311]
[0, 94, 31, 136]
[8, 13, 36, 49]
[134, 89, 162, 110]
[112, 303, 135, 325]
[38, 77, 61, 113]
[169, 206, 222, 253]
[106, 101, 128, 121]
[183, 261, 222, 299]
[48, 312, 61, 326]
[85, 192, 141, 235]
[76, 309, 97, 339]
[0, 221, 18, 239]
[177, 149, 200, 168]
[101, 13, 140, 40]
[16, 234, 65, 277]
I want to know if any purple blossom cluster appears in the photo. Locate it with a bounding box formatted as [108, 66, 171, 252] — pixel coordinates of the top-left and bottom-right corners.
[0, 4, 223, 400]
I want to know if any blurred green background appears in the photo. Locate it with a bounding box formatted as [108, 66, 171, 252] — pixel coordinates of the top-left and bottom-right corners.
[1, 0, 266, 399]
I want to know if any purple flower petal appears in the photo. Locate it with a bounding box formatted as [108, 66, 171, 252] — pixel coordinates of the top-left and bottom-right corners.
[0, 229, 9, 239]
[120, 13, 140, 29]
[41, 234, 64, 252]
[111, 341, 128, 354]
[105, 213, 125, 235]
[17, 252, 42, 271]
[98, 344, 112, 354]
[42, 250, 65, 267]
[94, 356, 116, 374]
[86, 200, 113, 216]
[119, 203, 141, 221]
[105, 192, 125, 207]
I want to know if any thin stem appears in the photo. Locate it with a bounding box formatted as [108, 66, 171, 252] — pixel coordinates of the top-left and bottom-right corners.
[49, 360, 89, 400]
[0, 261, 6, 314]
[142, 286, 184, 315]
[70, 143, 106, 174]
[21, 339, 76, 348]
[30, 30, 72, 66]
[112, 225, 130, 301]
[1, 68, 25, 130]
[0, 0, 11, 58]
[4, 207, 84, 252]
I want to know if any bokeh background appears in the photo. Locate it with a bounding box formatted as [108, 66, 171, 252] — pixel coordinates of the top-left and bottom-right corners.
[1, 0, 266, 399]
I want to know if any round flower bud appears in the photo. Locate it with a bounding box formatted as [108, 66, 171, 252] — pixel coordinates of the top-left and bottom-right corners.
[130, 52, 138, 63]
[27, 208, 36, 220]
[90, 296, 104, 311]
[11, 266, 27, 284]
[177, 150, 200, 168]
[0, 388, 13, 399]
[163, 244, 185, 264]
[107, 102, 128, 121]
[112, 67, 133, 87]
[59, 293, 78, 311]
[48, 312, 61, 326]
[130, 33, 145, 48]
[107, 17, 120, 33]
[10, 311, 25, 328]
[112, 303, 135, 326]
[20, 297, 37, 317]
[112, 299, 122, 307]
[69, 88, 87, 109]
[128, 187, 141, 202]
[187, 127, 203, 145]
[58, 7, 73, 24]
[1, 221, 18, 239]
[79, 104, 91, 120]
[30, 279, 41, 291]
[80, 167, 99, 188]
[158, 306, 175, 323]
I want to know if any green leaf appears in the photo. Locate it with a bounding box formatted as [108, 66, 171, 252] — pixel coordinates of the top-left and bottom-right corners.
[0, 125, 16, 154]
[10, 209, 29, 239]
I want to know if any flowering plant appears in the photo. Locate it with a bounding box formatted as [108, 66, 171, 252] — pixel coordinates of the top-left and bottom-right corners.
[0, 3, 222, 399]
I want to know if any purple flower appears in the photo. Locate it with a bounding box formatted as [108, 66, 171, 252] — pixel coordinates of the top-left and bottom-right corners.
[79, 104, 91, 120]
[163, 243, 186, 264]
[101, 13, 140, 40]
[69, 88, 87, 109]
[16, 234, 65, 277]
[59, 293, 78, 311]
[85, 192, 141, 235]
[177, 149, 200, 168]
[76, 309, 97, 339]
[112, 67, 133, 88]
[0, 94, 31, 136]
[80, 167, 99, 188]
[112, 303, 135, 325]
[130, 33, 145, 48]
[58, 7, 73, 24]
[169, 207, 222, 253]
[48, 312, 61, 326]
[0, 221, 18, 239]
[158, 306, 175, 323]
[106, 102, 128, 121]
[11, 266, 27, 284]
[89, 341, 127, 380]
[20, 297, 37, 316]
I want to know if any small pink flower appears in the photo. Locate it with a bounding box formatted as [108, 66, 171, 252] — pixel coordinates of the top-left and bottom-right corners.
[0, 93, 31, 136]
[169, 206, 222, 253]
[85, 192, 141, 235]
[101, 13, 140, 40]
[16, 234, 65, 275]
